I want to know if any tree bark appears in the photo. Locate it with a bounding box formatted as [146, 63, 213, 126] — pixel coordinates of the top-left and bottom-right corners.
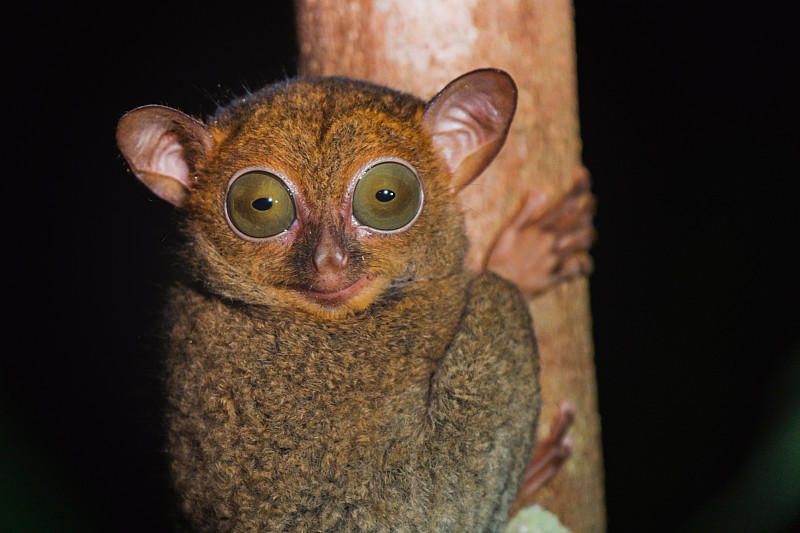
[295, 1, 605, 531]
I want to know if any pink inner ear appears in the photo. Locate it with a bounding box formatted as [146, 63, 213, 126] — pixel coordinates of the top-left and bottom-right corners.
[147, 129, 192, 190]
[429, 92, 502, 173]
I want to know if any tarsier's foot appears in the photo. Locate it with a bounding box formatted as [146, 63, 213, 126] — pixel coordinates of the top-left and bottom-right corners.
[508, 401, 576, 518]
[485, 168, 596, 296]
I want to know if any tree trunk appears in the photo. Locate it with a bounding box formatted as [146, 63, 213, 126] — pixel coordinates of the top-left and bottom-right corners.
[295, 1, 605, 531]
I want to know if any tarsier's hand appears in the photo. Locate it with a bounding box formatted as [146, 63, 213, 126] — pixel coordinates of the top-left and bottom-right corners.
[485, 167, 596, 296]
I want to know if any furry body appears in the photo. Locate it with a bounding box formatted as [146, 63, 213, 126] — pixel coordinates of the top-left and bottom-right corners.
[166, 272, 538, 532]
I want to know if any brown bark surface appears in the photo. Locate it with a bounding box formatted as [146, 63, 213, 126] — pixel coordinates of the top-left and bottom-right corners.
[295, 1, 605, 531]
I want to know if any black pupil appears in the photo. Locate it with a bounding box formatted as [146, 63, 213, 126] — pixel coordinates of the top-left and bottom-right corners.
[252, 197, 273, 211]
[375, 189, 395, 202]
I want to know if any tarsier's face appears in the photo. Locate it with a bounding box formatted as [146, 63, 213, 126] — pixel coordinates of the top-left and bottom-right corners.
[220, 159, 424, 307]
[116, 71, 517, 319]
[182, 80, 465, 318]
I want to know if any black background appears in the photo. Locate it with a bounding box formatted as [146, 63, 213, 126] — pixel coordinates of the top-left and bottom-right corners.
[7, 1, 799, 532]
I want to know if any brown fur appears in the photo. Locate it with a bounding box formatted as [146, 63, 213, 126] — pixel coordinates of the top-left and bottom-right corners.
[121, 76, 540, 532]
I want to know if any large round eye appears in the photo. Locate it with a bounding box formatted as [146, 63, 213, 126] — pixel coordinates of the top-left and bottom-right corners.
[352, 162, 422, 231]
[226, 170, 296, 238]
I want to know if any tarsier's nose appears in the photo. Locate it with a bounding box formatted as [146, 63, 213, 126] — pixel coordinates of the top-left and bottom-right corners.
[312, 230, 348, 275]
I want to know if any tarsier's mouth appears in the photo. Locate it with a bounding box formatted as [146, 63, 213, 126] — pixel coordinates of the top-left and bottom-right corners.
[299, 273, 375, 306]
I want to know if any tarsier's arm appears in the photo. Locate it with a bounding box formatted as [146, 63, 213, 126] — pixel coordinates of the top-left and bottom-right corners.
[424, 272, 540, 532]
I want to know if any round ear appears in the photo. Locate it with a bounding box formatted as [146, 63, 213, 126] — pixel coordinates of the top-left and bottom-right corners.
[422, 69, 517, 189]
[116, 105, 215, 206]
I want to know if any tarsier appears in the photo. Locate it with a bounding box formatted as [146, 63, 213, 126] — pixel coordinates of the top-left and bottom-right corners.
[117, 69, 594, 532]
